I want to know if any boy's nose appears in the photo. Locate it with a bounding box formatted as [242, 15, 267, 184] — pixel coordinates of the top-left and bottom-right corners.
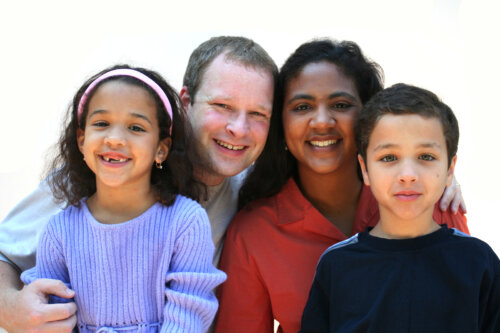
[226, 111, 250, 138]
[398, 161, 418, 184]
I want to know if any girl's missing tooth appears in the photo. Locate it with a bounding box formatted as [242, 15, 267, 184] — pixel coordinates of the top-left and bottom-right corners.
[21, 65, 226, 332]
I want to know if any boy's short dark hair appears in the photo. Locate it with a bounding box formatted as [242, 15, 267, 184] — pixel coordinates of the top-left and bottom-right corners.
[355, 83, 459, 166]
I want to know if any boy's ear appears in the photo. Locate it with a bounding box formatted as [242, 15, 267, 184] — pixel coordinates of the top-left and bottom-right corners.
[358, 154, 371, 186]
[179, 86, 192, 111]
[77, 128, 85, 153]
[155, 137, 172, 164]
[446, 155, 457, 187]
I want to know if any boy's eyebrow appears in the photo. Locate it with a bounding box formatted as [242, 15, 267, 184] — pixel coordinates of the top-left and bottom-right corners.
[286, 91, 357, 106]
[373, 142, 443, 151]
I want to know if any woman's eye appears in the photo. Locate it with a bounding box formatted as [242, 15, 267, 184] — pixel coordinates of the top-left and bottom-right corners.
[380, 155, 397, 162]
[331, 102, 350, 110]
[130, 125, 145, 132]
[293, 104, 311, 111]
[419, 154, 435, 161]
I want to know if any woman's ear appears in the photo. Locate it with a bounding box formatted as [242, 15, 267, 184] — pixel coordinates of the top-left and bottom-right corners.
[77, 128, 85, 153]
[155, 138, 172, 164]
[358, 154, 371, 186]
[446, 155, 457, 187]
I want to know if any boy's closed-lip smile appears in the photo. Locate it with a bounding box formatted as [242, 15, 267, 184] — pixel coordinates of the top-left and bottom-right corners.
[394, 190, 421, 202]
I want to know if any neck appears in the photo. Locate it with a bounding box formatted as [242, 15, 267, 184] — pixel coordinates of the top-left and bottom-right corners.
[87, 183, 157, 224]
[370, 207, 440, 239]
[193, 164, 225, 186]
[297, 162, 362, 236]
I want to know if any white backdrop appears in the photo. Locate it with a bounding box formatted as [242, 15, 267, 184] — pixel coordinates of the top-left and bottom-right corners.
[1, 0, 499, 253]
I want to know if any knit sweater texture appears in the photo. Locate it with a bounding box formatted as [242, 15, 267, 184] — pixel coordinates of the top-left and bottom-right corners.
[21, 195, 227, 332]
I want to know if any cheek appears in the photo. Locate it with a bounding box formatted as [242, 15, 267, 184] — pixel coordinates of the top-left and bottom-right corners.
[282, 115, 303, 144]
[249, 120, 270, 146]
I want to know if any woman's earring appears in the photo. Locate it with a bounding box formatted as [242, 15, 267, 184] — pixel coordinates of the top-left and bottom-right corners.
[155, 161, 163, 169]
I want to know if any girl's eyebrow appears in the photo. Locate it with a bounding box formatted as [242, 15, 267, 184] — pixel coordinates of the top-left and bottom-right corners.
[130, 112, 152, 125]
[87, 109, 108, 118]
[87, 110, 152, 125]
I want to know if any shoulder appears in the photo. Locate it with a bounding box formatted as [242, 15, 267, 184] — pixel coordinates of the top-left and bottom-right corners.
[320, 234, 361, 261]
[159, 195, 209, 229]
[446, 227, 499, 266]
[227, 190, 280, 238]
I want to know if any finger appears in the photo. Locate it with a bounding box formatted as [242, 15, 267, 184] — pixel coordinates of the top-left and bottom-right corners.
[29, 278, 75, 298]
[439, 186, 455, 211]
[451, 194, 461, 214]
[39, 302, 77, 322]
[38, 313, 77, 333]
[460, 199, 467, 213]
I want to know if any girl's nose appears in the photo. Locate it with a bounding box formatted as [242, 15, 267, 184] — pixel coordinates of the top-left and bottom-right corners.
[104, 126, 126, 147]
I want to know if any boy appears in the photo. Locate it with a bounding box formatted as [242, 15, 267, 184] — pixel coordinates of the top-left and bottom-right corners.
[300, 83, 500, 332]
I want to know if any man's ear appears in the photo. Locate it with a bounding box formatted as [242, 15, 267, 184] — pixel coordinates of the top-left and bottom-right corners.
[77, 128, 85, 153]
[179, 86, 191, 111]
[358, 154, 371, 186]
[446, 155, 457, 187]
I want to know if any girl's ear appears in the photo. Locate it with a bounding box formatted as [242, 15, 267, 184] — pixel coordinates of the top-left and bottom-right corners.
[77, 128, 85, 153]
[446, 155, 457, 187]
[155, 137, 172, 164]
[358, 154, 371, 186]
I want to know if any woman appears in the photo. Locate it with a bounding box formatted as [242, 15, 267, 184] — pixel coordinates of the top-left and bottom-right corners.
[215, 39, 468, 333]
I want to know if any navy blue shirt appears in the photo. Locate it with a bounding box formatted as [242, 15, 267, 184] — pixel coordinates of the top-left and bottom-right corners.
[300, 225, 500, 333]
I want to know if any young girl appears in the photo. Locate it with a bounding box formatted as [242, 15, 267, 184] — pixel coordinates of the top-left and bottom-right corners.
[21, 65, 226, 332]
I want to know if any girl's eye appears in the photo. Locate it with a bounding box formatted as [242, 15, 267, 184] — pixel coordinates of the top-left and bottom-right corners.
[130, 125, 145, 132]
[380, 155, 397, 162]
[419, 154, 436, 161]
[92, 121, 108, 127]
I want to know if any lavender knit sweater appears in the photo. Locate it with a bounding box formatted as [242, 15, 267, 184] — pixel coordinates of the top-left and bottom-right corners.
[21, 196, 226, 332]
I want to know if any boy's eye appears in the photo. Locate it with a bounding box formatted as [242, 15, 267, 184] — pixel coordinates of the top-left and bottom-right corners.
[129, 125, 145, 132]
[380, 155, 397, 162]
[419, 154, 436, 161]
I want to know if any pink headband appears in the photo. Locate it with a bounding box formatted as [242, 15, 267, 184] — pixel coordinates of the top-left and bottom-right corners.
[77, 68, 173, 135]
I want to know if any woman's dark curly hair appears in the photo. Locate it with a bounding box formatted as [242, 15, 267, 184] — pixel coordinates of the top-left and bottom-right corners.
[48, 64, 205, 207]
[238, 39, 384, 209]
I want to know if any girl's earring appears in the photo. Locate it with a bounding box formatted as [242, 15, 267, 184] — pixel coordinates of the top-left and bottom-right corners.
[155, 161, 163, 169]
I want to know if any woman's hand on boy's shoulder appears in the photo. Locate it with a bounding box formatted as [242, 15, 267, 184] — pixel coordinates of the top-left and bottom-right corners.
[440, 175, 467, 214]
